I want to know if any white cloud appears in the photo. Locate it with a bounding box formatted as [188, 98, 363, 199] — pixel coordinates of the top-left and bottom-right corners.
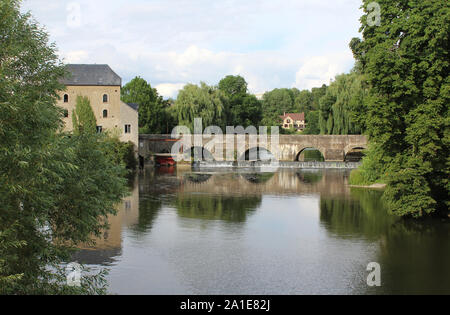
[294, 52, 354, 90]
[62, 50, 89, 63]
[155, 83, 186, 99]
[21, 0, 363, 92]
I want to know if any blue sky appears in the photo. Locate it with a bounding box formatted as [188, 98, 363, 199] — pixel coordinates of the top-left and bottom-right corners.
[22, 0, 363, 98]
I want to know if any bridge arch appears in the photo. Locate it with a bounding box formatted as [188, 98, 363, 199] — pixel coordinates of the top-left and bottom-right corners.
[295, 147, 325, 162]
[344, 146, 367, 162]
[239, 147, 275, 161]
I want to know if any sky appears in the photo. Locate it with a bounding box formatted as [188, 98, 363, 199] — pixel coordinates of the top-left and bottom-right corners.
[21, 0, 363, 98]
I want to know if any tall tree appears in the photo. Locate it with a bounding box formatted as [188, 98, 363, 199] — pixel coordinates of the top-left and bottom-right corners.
[0, 0, 127, 293]
[72, 95, 97, 135]
[218, 75, 262, 127]
[173, 82, 227, 131]
[121, 77, 169, 134]
[261, 88, 296, 126]
[318, 72, 366, 135]
[351, 0, 449, 217]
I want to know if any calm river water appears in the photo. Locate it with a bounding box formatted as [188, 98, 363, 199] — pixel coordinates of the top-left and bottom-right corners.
[73, 168, 450, 295]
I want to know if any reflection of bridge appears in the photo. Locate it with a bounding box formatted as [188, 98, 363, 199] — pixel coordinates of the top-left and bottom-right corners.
[178, 170, 353, 198]
[139, 134, 368, 162]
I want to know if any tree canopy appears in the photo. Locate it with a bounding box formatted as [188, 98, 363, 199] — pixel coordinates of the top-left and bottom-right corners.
[0, 0, 128, 293]
[351, 0, 449, 217]
[121, 77, 171, 134]
[173, 82, 227, 132]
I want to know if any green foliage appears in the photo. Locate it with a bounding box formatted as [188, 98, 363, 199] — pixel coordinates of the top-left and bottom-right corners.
[173, 82, 227, 131]
[261, 88, 296, 124]
[351, 0, 450, 217]
[72, 95, 97, 135]
[0, 0, 128, 294]
[318, 72, 366, 135]
[104, 135, 138, 170]
[121, 77, 171, 134]
[218, 75, 262, 127]
[303, 111, 320, 134]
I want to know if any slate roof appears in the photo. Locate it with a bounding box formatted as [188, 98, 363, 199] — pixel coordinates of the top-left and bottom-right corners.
[61, 64, 122, 86]
[280, 113, 305, 121]
[125, 102, 139, 111]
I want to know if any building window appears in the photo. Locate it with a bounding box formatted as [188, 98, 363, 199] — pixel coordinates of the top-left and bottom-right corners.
[103, 94, 108, 103]
[286, 119, 291, 123]
[63, 109, 69, 118]
[64, 94, 68, 103]
[103, 109, 108, 118]
[96, 126, 103, 133]
[125, 124, 131, 134]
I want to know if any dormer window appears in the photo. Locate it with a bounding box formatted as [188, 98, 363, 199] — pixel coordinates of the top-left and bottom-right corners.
[64, 94, 69, 103]
[103, 109, 108, 118]
[103, 94, 108, 103]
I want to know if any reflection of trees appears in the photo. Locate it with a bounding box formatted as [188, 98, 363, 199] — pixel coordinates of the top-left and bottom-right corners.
[131, 197, 162, 234]
[320, 189, 450, 294]
[184, 173, 212, 184]
[375, 218, 450, 294]
[320, 189, 396, 240]
[174, 194, 261, 223]
[241, 173, 274, 184]
[296, 171, 323, 185]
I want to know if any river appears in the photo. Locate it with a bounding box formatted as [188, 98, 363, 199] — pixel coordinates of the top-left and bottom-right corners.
[72, 167, 450, 295]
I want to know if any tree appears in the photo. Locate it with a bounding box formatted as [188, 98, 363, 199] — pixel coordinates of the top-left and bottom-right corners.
[121, 77, 169, 134]
[303, 111, 320, 134]
[218, 75, 262, 127]
[318, 72, 366, 135]
[294, 90, 313, 113]
[0, 0, 128, 293]
[173, 82, 227, 131]
[261, 88, 296, 127]
[72, 95, 97, 134]
[351, 0, 449, 217]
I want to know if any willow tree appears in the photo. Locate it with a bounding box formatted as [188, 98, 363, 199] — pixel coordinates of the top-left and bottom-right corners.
[351, 0, 449, 217]
[318, 72, 367, 135]
[0, 0, 127, 294]
[173, 82, 227, 132]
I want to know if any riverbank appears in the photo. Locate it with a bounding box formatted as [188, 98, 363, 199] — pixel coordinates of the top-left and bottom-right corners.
[349, 183, 387, 189]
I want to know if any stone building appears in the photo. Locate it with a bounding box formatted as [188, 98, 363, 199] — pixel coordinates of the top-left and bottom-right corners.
[280, 112, 306, 131]
[57, 64, 138, 152]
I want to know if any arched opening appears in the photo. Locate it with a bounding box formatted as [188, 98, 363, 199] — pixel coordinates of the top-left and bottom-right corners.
[63, 94, 69, 103]
[103, 109, 108, 118]
[295, 148, 325, 162]
[239, 148, 274, 161]
[188, 147, 215, 162]
[103, 94, 108, 103]
[345, 147, 366, 162]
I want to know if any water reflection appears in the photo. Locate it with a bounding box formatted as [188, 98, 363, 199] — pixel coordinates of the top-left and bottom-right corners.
[175, 195, 260, 223]
[72, 169, 450, 294]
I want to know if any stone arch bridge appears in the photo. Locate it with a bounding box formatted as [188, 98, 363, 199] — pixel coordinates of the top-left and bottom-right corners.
[139, 134, 368, 162]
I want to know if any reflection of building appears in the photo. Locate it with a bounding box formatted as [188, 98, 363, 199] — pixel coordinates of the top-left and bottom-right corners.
[74, 176, 140, 264]
[280, 113, 306, 131]
[57, 64, 138, 151]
